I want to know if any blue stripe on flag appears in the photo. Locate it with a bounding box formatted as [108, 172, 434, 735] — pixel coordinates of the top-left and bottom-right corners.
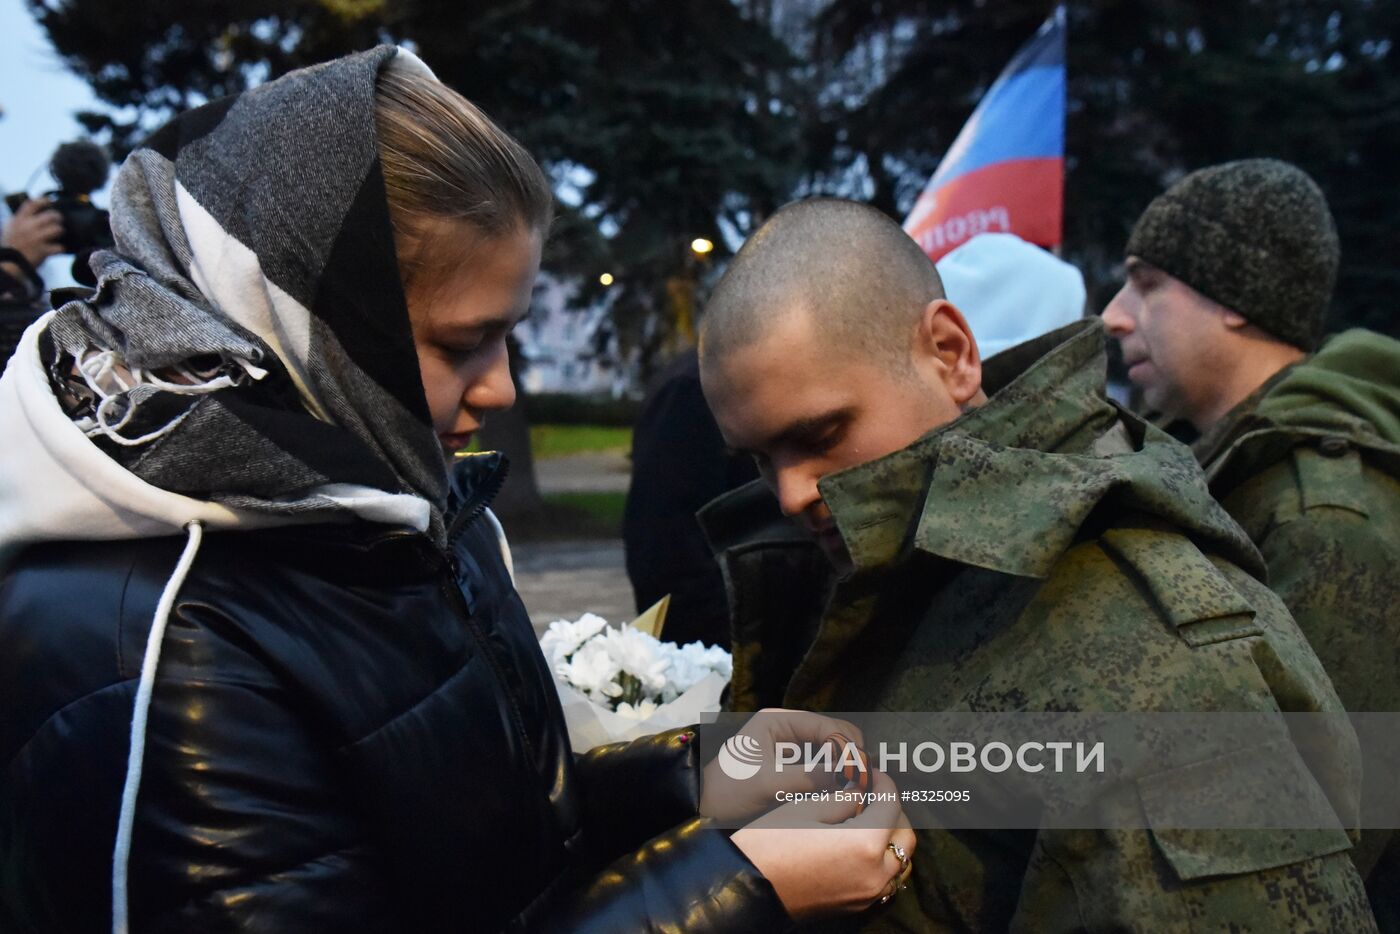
[927, 63, 1065, 190]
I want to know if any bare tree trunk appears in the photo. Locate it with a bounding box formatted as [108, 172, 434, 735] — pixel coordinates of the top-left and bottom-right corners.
[478, 338, 545, 521]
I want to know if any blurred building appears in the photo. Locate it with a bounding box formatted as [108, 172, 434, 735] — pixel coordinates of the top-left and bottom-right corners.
[518, 272, 639, 397]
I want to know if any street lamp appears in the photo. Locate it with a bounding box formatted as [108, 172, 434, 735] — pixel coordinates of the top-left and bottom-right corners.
[690, 237, 714, 256]
[599, 272, 614, 286]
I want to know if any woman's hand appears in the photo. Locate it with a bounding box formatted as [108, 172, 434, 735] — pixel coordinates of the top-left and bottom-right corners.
[699, 707, 867, 822]
[731, 769, 917, 921]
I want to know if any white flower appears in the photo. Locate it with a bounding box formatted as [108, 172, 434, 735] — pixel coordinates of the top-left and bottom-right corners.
[540, 613, 610, 668]
[663, 647, 703, 700]
[601, 625, 671, 694]
[614, 699, 659, 721]
[666, 640, 732, 697]
[542, 611, 733, 715]
[702, 643, 732, 680]
[556, 640, 622, 701]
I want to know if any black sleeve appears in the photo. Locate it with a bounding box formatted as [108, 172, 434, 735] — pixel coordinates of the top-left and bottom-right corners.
[572, 727, 705, 869]
[533, 819, 791, 933]
[0, 646, 394, 933]
[537, 726, 791, 932]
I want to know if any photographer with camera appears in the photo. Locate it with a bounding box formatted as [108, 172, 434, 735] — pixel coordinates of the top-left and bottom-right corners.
[4, 139, 112, 281]
[2, 139, 111, 362]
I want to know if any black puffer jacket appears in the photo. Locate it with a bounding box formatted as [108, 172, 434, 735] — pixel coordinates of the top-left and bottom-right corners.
[0, 453, 788, 932]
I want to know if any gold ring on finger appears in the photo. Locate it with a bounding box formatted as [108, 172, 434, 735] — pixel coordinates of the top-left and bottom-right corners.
[888, 842, 910, 873]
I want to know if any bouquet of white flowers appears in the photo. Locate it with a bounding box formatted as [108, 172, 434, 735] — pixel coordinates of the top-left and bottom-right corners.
[540, 607, 732, 750]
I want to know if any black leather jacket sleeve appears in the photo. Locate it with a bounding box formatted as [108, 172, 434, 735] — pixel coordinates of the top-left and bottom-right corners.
[532, 818, 792, 934]
[560, 729, 792, 933]
[9, 636, 789, 934]
[1, 620, 397, 933]
[573, 727, 705, 868]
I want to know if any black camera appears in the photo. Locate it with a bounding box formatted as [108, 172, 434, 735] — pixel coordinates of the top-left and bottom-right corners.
[47, 190, 113, 256]
[47, 140, 114, 256]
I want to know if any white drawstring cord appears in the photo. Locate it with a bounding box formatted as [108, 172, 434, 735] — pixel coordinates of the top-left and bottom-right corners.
[72, 347, 261, 447]
[77, 350, 136, 397]
[91, 395, 200, 448]
[112, 520, 205, 934]
[483, 507, 515, 586]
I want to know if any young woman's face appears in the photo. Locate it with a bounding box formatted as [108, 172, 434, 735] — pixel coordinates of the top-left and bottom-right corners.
[406, 223, 542, 456]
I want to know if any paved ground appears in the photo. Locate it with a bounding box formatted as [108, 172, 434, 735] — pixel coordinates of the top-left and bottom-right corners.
[512, 451, 635, 634]
[512, 539, 636, 635]
[533, 450, 631, 493]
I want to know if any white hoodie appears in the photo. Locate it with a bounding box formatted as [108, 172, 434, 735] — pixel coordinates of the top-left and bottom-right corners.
[0, 311, 434, 570]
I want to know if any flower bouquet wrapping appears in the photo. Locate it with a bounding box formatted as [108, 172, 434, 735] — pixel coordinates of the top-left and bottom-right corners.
[539, 601, 731, 751]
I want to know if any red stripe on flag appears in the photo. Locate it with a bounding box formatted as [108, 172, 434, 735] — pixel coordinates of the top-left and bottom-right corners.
[904, 158, 1063, 262]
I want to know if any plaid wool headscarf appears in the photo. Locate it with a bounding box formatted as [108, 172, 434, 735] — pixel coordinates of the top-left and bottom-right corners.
[41, 46, 451, 543]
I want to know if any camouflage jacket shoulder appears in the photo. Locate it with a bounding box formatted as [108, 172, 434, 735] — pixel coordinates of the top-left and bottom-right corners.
[1189, 327, 1400, 715]
[1194, 335, 1400, 892]
[1196, 329, 1400, 502]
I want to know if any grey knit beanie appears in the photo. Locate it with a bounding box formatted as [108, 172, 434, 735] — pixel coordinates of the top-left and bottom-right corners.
[1125, 158, 1339, 350]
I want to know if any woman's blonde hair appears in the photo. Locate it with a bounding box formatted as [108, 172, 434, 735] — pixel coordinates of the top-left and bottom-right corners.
[374, 56, 552, 292]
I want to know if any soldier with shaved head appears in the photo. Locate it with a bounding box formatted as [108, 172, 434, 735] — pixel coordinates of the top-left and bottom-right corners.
[697, 198, 1378, 930]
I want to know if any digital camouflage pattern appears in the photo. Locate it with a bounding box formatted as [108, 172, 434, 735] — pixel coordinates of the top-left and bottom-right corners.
[1195, 328, 1400, 926]
[701, 320, 1377, 932]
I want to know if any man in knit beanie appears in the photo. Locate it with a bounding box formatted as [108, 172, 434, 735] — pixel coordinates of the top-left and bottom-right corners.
[1106, 158, 1400, 927]
[1103, 158, 1339, 428]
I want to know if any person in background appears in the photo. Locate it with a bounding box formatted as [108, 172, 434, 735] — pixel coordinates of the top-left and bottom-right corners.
[0, 192, 61, 364]
[935, 231, 1085, 360]
[0, 48, 915, 932]
[1, 196, 62, 280]
[0, 103, 64, 291]
[2, 107, 96, 361]
[623, 346, 758, 649]
[1103, 157, 1400, 927]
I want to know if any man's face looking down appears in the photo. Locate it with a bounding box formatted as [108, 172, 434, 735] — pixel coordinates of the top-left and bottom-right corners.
[701, 300, 986, 572]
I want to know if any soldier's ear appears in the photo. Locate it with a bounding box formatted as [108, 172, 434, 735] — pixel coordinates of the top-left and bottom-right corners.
[913, 299, 983, 406]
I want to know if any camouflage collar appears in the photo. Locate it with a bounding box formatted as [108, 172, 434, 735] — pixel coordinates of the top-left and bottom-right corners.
[1196, 330, 1400, 491]
[817, 319, 1259, 579]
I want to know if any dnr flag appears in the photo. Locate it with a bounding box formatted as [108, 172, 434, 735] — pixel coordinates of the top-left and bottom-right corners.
[904, 8, 1066, 261]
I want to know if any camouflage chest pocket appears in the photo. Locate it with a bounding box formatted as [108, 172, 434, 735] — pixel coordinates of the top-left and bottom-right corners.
[1292, 440, 1370, 518]
[1099, 527, 1262, 647]
[1136, 737, 1353, 882]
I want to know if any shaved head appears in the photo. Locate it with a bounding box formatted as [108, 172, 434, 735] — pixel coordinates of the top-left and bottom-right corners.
[700, 198, 945, 368]
[699, 200, 986, 569]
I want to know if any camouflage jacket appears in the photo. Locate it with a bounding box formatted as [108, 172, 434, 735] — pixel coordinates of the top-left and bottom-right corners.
[701, 320, 1376, 932]
[1194, 329, 1400, 911]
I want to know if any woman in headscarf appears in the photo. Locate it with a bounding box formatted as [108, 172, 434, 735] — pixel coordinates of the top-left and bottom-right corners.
[0, 47, 913, 932]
